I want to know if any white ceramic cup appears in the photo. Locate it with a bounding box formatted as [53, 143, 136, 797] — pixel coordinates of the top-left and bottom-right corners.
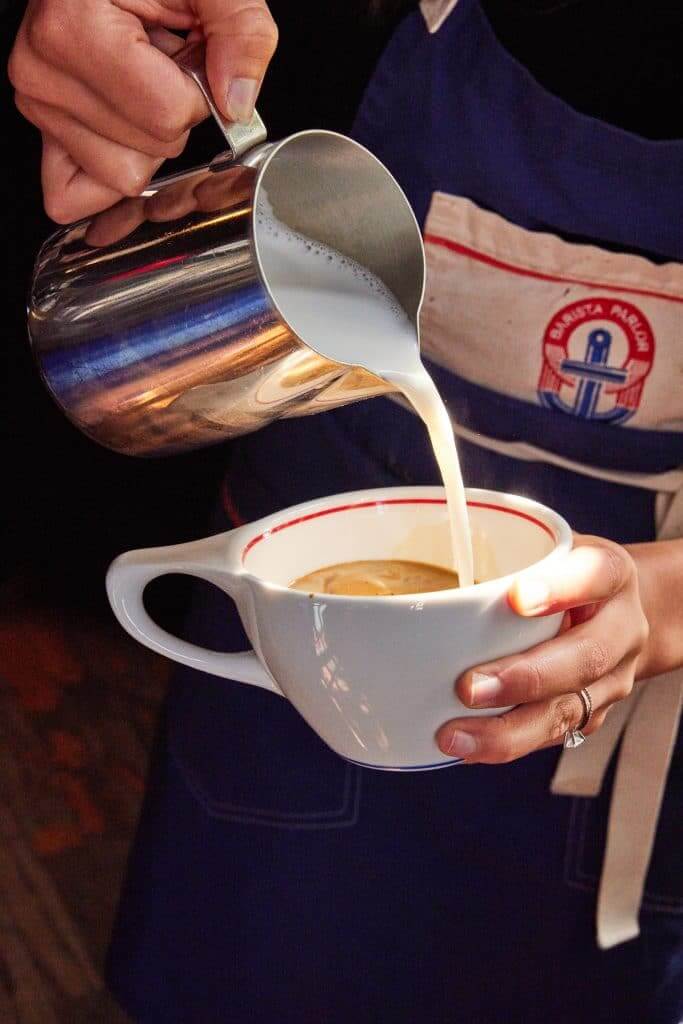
[106, 487, 572, 771]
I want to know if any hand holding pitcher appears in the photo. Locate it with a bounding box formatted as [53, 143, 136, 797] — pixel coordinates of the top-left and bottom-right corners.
[9, 0, 278, 222]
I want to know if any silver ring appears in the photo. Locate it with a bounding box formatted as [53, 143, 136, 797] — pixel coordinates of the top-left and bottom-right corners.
[563, 688, 593, 749]
[577, 687, 593, 731]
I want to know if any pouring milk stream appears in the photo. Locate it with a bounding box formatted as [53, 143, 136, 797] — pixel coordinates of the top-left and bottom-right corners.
[256, 193, 475, 588]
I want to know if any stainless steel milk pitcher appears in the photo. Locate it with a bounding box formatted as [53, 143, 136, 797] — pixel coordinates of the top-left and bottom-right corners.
[28, 42, 425, 456]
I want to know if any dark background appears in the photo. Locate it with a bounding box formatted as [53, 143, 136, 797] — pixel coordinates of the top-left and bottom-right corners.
[1, 0, 681, 620]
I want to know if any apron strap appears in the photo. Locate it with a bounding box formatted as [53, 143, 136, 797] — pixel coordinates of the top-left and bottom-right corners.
[595, 670, 683, 947]
[657, 485, 683, 541]
[583, 486, 683, 946]
[552, 483, 683, 948]
[550, 672, 683, 948]
[447, 416, 683, 495]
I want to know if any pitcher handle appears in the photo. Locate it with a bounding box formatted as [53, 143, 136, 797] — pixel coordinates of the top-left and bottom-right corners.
[174, 40, 268, 162]
[106, 536, 283, 694]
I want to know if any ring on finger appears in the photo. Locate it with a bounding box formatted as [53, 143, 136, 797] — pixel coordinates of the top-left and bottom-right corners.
[564, 687, 593, 749]
[577, 686, 593, 730]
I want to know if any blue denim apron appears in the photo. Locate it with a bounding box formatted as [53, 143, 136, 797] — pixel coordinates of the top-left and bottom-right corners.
[108, 2, 683, 1020]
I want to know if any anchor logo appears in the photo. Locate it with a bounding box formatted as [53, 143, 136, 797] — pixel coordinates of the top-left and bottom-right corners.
[538, 297, 655, 425]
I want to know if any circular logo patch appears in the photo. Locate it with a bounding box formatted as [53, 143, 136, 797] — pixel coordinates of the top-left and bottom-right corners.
[538, 297, 655, 424]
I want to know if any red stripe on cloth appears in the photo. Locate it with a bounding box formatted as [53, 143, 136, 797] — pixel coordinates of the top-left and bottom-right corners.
[424, 234, 683, 306]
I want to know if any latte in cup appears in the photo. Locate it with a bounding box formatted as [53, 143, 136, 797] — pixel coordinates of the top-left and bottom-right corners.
[107, 485, 572, 769]
[290, 559, 460, 597]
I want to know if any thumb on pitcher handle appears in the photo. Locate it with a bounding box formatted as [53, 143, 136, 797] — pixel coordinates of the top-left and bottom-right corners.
[174, 40, 267, 164]
[106, 535, 282, 695]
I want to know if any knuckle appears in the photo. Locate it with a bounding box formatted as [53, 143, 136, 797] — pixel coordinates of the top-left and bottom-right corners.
[636, 611, 650, 652]
[43, 189, 72, 224]
[514, 657, 546, 703]
[142, 138, 171, 159]
[145, 97, 188, 144]
[15, 93, 44, 132]
[601, 541, 630, 598]
[483, 718, 516, 764]
[144, 142, 174, 160]
[7, 46, 29, 91]
[576, 635, 611, 682]
[165, 131, 189, 159]
[549, 696, 578, 743]
[13, 90, 33, 119]
[483, 745, 511, 766]
[27, 1, 68, 59]
[614, 670, 634, 701]
[618, 677, 634, 701]
[117, 158, 155, 197]
[236, 5, 279, 50]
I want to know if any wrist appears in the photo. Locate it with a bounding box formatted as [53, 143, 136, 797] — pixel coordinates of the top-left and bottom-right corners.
[627, 539, 683, 679]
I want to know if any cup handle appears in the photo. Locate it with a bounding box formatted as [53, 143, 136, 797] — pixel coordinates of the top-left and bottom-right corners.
[106, 535, 283, 695]
[174, 40, 268, 163]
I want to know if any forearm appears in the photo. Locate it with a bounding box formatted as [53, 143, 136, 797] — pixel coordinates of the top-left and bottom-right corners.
[628, 539, 683, 679]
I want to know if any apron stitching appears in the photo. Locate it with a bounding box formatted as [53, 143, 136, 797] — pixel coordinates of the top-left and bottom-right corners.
[170, 739, 362, 826]
[574, 796, 598, 885]
[640, 896, 683, 913]
[564, 878, 597, 895]
[562, 797, 594, 892]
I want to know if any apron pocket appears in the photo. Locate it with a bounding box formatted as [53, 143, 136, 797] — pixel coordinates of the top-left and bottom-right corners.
[171, 731, 362, 831]
[422, 191, 683, 435]
[564, 735, 683, 915]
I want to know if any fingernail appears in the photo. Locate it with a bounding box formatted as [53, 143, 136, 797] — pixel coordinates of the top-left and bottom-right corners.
[470, 671, 502, 706]
[227, 78, 259, 124]
[515, 578, 550, 614]
[445, 729, 478, 759]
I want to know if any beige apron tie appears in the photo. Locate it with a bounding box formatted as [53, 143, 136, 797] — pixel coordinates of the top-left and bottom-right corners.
[551, 672, 683, 947]
[552, 482, 683, 947]
[595, 671, 683, 947]
[407, 401, 683, 949]
[446, 417, 683, 497]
